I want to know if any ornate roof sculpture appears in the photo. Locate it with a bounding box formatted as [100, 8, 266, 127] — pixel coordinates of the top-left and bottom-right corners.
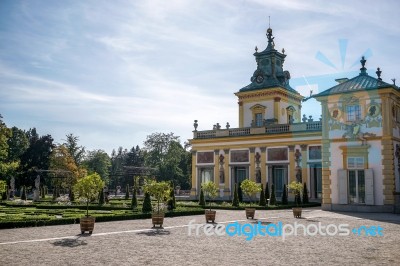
[239, 27, 298, 94]
[314, 56, 397, 97]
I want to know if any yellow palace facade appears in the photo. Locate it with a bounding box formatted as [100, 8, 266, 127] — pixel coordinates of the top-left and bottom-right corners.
[189, 27, 400, 213]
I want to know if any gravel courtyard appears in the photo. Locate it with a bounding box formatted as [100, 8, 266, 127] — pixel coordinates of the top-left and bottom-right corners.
[1, 208, 399, 266]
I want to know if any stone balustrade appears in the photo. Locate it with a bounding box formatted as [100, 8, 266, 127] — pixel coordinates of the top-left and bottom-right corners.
[193, 121, 322, 139]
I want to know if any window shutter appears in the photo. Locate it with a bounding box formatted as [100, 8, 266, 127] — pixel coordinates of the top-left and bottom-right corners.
[338, 169, 348, 204]
[365, 169, 374, 205]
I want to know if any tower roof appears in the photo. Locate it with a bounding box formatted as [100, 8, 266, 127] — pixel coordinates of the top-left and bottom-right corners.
[238, 27, 299, 95]
[314, 56, 396, 97]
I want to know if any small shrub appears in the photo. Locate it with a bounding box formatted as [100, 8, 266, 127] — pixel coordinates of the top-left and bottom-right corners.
[303, 182, 309, 204]
[142, 192, 152, 213]
[232, 183, 239, 207]
[199, 189, 205, 207]
[265, 182, 269, 203]
[131, 187, 138, 210]
[281, 184, 288, 205]
[259, 184, 266, 206]
[238, 184, 243, 203]
[125, 184, 129, 200]
[269, 183, 276, 206]
[98, 190, 105, 205]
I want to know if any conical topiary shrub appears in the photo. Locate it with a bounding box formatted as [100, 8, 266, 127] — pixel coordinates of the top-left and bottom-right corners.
[167, 183, 176, 210]
[125, 184, 130, 200]
[98, 189, 105, 205]
[232, 183, 240, 207]
[269, 183, 276, 206]
[259, 184, 266, 206]
[131, 187, 137, 210]
[199, 189, 205, 207]
[281, 184, 288, 205]
[21, 186, 27, 200]
[265, 182, 270, 204]
[142, 192, 152, 213]
[238, 183, 243, 203]
[70, 189, 75, 201]
[303, 182, 309, 204]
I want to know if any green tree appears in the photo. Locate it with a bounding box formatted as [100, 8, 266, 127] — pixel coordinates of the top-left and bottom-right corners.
[83, 149, 111, 184]
[240, 179, 261, 207]
[259, 184, 266, 206]
[19, 128, 54, 187]
[0, 180, 7, 201]
[49, 145, 83, 195]
[143, 132, 190, 189]
[232, 183, 239, 207]
[288, 181, 303, 206]
[143, 179, 170, 214]
[269, 183, 276, 206]
[201, 181, 218, 211]
[73, 173, 105, 217]
[281, 184, 288, 205]
[142, 192, 152, 213]
[0, 116, 20, 181]
[63, 133, 85, 166]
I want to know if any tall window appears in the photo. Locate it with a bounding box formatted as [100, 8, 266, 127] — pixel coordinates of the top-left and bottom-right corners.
[347, 105, 361, 121]
[348, 157, 365, 204]
[200, 168, 213, 184]
[255, 113, 263, 127]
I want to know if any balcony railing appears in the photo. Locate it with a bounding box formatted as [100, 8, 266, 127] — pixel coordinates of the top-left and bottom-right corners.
[193, 121, 322, 139]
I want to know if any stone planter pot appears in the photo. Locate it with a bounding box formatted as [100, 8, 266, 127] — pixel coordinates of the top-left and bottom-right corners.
[80, 216, 95, 234]
[292, 207, 302, 218]
[152, 213, 165, 228]
[205, 210, 216, 223]
[245, 208, 256, 219]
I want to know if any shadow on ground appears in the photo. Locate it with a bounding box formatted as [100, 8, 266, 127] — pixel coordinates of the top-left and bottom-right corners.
[136, 229, 171, 236]
[52, 236, 88, 248]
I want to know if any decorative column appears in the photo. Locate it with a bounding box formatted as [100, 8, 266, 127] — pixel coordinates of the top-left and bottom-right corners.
[223, 149, 230, 197]
[301, 144, 308, 186]
[321, 99, 332, 208]
[288, 145, 296, 183]
[238, 101, 244, 127]
[249, 147, 255, 182]
[260, 147, 267, 185]
[274, 97, 281, 122]
[294, 149, 302, 183]
[214, 150, 220, 185]
[190, 150, 197, 197]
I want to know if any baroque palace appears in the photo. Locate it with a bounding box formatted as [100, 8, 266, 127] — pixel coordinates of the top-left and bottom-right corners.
[189, 26, 400, 213]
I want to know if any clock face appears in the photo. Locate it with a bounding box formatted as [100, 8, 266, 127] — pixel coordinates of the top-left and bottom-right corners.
[256, 75, 264, 83]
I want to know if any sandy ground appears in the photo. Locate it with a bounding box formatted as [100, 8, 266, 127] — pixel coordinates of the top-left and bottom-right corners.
[0, 207, 399, 266]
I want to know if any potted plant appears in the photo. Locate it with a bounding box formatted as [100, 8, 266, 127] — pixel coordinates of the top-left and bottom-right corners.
[73, 173, 105, 234]
[143, 179, 171, 228]
[288, 181, 303, 218]
[201, 181, 218, 223]
[240, 179, 261, 219]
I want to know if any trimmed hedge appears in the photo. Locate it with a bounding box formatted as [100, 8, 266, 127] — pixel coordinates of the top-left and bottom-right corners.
[0, 209, 205, 229]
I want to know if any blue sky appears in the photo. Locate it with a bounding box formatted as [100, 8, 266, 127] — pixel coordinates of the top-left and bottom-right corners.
[1, 0, 399, 154]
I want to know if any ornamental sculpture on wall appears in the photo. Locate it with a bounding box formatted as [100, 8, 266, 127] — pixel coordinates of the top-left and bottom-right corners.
[219, 154, 225, 184]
